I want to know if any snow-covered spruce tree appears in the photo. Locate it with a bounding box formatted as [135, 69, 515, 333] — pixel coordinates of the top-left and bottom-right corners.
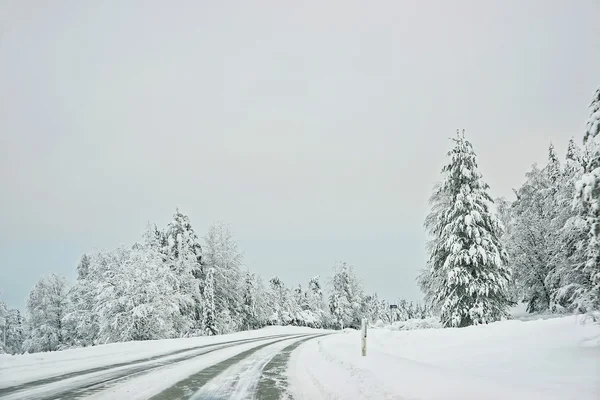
[573, 86, 600, 319]
[267, 276, 292, 325]
[424, 130, 511, 328]
[165, 208, 203, 266]
[165, 209, 204, 335]
[202, 267, 218, 335]
[251, 274, 269, 328]
[328, 262, 364, 329]
[547, 143, 561, 186]
[562, 138, 585, 189]
[23, 274, 71, 352]
[240, 270, 257, 330]
[203, 222, 244, 334]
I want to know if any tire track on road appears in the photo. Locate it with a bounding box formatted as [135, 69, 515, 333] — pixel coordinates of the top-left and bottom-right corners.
[149, 334, 315, 400]
[255, 334, 329, 400]
[1, 334, 297, 400]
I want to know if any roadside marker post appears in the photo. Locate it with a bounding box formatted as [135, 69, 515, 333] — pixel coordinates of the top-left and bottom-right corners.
[389, 304, 398, 324]
[361, 318, 367, 357]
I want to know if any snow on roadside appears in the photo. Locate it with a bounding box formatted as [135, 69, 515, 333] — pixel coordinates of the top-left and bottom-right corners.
[288, 316, 600, 400]
[380, 317, 442, 331]
[373, 304, 573, 332]
[0, 326, 326, 388]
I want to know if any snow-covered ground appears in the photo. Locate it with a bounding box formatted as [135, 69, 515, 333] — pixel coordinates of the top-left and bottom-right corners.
[2, 317, 598, 399]
[289, 315, 600, 400]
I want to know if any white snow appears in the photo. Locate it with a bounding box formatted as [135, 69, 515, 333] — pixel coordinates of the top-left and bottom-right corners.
[382, 317, 442, 331]
[0, 326, 321, 389]
[87, 335, 313, 400]
[288, 316, 600, 400]
[3, 317, 598, 400]
[191, 335, 309, 400]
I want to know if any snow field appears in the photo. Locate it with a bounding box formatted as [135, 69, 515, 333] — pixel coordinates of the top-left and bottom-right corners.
[288, 316, 600, 400]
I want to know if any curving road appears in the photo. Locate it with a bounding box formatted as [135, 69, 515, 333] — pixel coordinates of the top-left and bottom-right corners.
[1, 333, 327, 400]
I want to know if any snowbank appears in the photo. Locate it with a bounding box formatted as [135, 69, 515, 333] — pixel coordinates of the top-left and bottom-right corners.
[375, 304, 575, 333]
[508, 303, 565, 322]
[381, 317, 442, 331]
[288, 315, 600, 399]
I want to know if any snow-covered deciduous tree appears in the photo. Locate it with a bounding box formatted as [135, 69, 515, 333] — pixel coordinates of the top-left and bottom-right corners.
[0, 300, 7, 354]
[396, 299, 409, 321]
[328, 262, 364, 329]
[93, 241, 182, 343]
[291, 284, 309, 326]
[203, 222, 244, 333]
[422, 131, 511, 328]
[363, 293, 386, 325]
[306, 276, 328, 328]
[494, 197, 522, 304]
[546, 139, 588, 312]
[4, 308, 26, 354]
[506, 158, 562, 313]
[63, 253, 102, 347]
[23, 274, 70, 353]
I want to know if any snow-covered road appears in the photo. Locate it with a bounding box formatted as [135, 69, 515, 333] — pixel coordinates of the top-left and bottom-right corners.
[0, 328, 330, 400]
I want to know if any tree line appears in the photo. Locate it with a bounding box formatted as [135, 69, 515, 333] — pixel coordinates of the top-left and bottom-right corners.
[0, 213, 430, 355]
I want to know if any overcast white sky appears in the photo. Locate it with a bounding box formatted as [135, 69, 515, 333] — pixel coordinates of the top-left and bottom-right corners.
[1, 0, 599, 309]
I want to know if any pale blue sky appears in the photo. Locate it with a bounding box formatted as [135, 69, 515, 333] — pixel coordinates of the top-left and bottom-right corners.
[1, 0, 599, 309]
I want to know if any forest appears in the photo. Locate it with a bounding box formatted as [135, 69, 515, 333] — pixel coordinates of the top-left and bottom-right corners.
[1, 86, 598, 355]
